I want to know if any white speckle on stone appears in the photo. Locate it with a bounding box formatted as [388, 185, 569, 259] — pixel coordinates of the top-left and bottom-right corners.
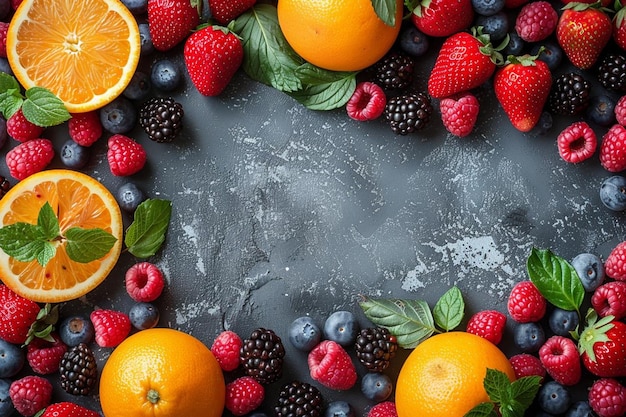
[175, 300, 220, 325]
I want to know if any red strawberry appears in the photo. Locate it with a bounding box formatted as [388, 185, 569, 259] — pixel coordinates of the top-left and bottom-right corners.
[6, 108, 44, 143]
[90, 309, 131, 348]
[579, 312, 626, 377]
[592, 281, 626, 319]
[614, 2, 626, 50]
[211, 330, 243, 371]
[26, 333, 67, 375]
[600, 124, 626, 173]
[589, 378, 626, 417]
[183, 25, 243, 96]
[9, 375, 52, 417]
[606, 241, 626, 280]
[439, 92, 480, 137]
[428, 28, 503, 99]
[225, 376, 264, 416]
[494, 54, 552, 132]
[556, 2, 613, 70]
[106, 134, 147, 176]
[539, 335, 582, 385]
[6, 138, 55, 181]
[308, 340, 357, 390]
[147, 0, 201, 51]
[410, 0, 474, 37]
[0, 285, 40, 345]
[466, 310, 506, 344]
[38, 402, 101, 417]
[208, 0, 256, 25]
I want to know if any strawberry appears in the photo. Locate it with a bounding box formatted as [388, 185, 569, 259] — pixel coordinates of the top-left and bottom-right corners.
[183, 25, 243, 96]
[556, 2, 613, 70]
[409, 0, 474, 38]
[0, 285, 40, 345]
[308, 340, 357, 390]
[578, 312, 626, 377]
[26, 333, 67, 375]
[493, 54, 552, 132]
[600, 124, 626, 172]
[106, 134, 147, 176]
[90, 309, 131, 348]
[208, 0, 256, 25]
[428, 27, 504, 99]
[615, 1, 626, 50]
[38, 402, 101, 417]
[147, 0, 201, 51]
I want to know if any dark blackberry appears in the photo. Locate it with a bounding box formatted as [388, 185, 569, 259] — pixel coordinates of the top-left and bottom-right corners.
[274, 381, 323, 417]
[354, 327, 398, 372]
[384, 91, 433, 135]
[59, 343, 97, 395]
[139, 96, 184, 143]
[597, 54, 626, 93]
[373, 52, 415, 91]
[0, 176, 10, 199]
[240, 328, 285, 384]
[548, 72, 591, 115]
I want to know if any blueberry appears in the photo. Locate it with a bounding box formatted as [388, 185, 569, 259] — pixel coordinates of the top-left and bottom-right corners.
[361, 372, 393, 402]
[323, 310, 359, 346]
[538, 381, 571, 415]
[600, 175, 626, 212]
[124, 71, 151, 101]
[129, 302, 160, 330]
[0, 379, 15, 417]
[399, 25, 429, 57]
[531, 42, 563, 71]
[586, 94, 617, 127]
[513, 322, 545, 352]
[99, 96, 137, 134]
[60, 139, 90, 169]
[571, 252, 605, 292]
[138, 23, 155, 56]
[151, 59, 182, 92]
[503, 32, 525, 56]
[116, 182, 146, 213]
[58, 315, 95, 346]
[247, 413, 269, 417]
[565, 401, 593, 417]
[0, 339, 24, 378]
[120, 0, 147, 15]
[548, 308, 579, 336]
[0, 58, 12, 76]
[325, 401, 355, 417]
[288, 316, 321, 352]
[472, 0, 505, 16]
[475, 12, 509, 41]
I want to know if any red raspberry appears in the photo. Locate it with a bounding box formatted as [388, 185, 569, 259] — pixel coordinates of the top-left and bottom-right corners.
[538, 335, 582, 386]
[39, 402, 101, 417]
[9, 375, 53, 417]
[211, 330, 243, 371]
[367, 401, 398, 417]
[439, 92, 480, 137]
[6, 138, 54, 181]
[125, 262, 165, 302]
[68, 111, 103, 147]
[600, 124, 626, 172]
[606, 241, 626, 281]
[557, 121, 597, 163]
[6, 109, 44, 143]
[308, 340, 357, 390]
[507, 280, 546, 323]
[592, 281, 626, 319]
[0, 22, 8, 58]
[90, 309, 131, 348]
[589, 378, 626, 417]
[509, 353, 546, 382]
[465, 310, 506, 345]
[26, 333, 68, 375]
[346, 82, 386, 121]
[616, 95, 626, 126]
[106, 134, 147, 176]
[514, 1, 558, 42]
[224, 376, 264, 416]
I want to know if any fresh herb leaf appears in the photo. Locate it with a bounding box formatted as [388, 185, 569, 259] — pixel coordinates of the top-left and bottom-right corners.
[509, 376, 542, 412]
[371, 0, 398, 26]
[287, 75, 356, 110]
[467, 369, 541, 417]
[22, 87, 71, 127]
[0, 222, 47, 263]
[0, 90, 23, 119]
[464, 402, 498, 417]
[37, 202, 60, 240]
[36, 242, 55, 267]
[65, 227, 118, 263]
[433, 286, 465, 331]
[125, 199, 172, 258]
[484, 368, 512, 404]
[0, 72, 19, 91]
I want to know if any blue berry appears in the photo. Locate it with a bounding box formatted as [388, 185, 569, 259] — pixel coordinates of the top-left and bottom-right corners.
[472, 0, 505, 16]
[323, 310, 359, 347]
[503, 32, 525, 56]
[288, 316, 321, 352]
[58, 315, 95, 346]
[548, 308, 579, 337]
[99, 96, 137, 134]
[129, 302, 160, 330]
[571, 253, 605, 292]
[124, 71, 151, 101]
[60, 139, 90, 169]
[565, 401, 593, 417]
[247, 413, 269, 417]
[0, 58, 13, 76]
[116, 182, 146, 213]
[600, 175, 626, 212]
[138, 23, 155, 56]
[360, 372, 393, 402]
[0, 339, 24, 378]
[513, 322, 545, 352]
[120, 0, 147, 14]
[0, 379, 15, 417]
[538, 381, 571, 415]
[399, 25, 429, 57]
[151, 59, 182, 92]
[325, 401, 355, 417]
[586, 94, 617, 127]
[475, 12, 509, 41]
[532, 42, 563, 71]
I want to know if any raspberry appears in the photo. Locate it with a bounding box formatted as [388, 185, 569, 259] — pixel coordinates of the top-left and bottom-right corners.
[26, 333, 67, 375]
[439, 92, 480, 137]
[367, 401, 398, 417]
[211, 330, 243, 371]
[9, 375, 53, 417]
[39, 402, 100, 417]
[509, 353, 546, 382]
[514, 1, 558, 42]
[6, 109, 44, 143]
[0, 21, 8, 58]
[589, 378, 626, 417]
[6, 138, 54, 181]
[346, 82, 386, 121]
[591, 281, 626, 319]
[538, 335, 582, 386]
[90, 309, 131, 348]
[600, 124, 626, 172]
[507, 281, 546, 323]
[557, 121, 597, 163]
[616, 95, 626, 126]
[106, 134, 147, 176]
[68, 111, 103, 147]
[225, 376, 265, 416]
[307, 340, 357, 390]
[465, 310, 506, 345]
[125, 262, 165, 302]
[605, 241, 626, 281]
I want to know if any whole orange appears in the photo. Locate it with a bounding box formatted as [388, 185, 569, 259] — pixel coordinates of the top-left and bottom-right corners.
[277, 0, 403, 72]
[395, 332, 515, 417]
[99, 328, 225, 417]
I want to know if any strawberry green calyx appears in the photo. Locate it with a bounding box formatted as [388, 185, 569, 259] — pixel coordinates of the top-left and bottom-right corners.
[408, 0, 431, 17]
[190, 0, 202, 16]
[562, 0, 612, 13]
[24, 304, 59, 345]
[578, 310, 614, 363]
[615, 0, 625, 26]
[472, 26, 508, 66]
[505, 48, 544, 66]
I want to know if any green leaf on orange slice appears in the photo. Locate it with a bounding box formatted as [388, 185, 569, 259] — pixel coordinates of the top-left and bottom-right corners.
[433, 286, 465, 331]
[65, 227, 118, 263]
[125, 199, 172, 259]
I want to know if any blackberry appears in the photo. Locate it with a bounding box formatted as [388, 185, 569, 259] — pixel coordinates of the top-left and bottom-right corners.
[139, 96, 184, 143]
[597, 54, 626, 93]
[373, 52, 415, 91]
[384, 91, 433, 135]
[274, 381, 324, 417]
[354, 327, 398, 372]
[59, 343, 97, 395]
[240, 328, 285, 384]
[0, 176, 10, 199]
[548, 72, 591, 115]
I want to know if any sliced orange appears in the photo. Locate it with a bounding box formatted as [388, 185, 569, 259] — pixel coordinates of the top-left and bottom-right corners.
[6, 0, 141, 113]
[0, 169, 123, 302]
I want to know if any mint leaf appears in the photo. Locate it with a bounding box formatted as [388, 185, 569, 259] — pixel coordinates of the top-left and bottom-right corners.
[0, 72, 20, 91]
[464, 402, 498, 417]
[484, 368, 511, 404]
[0, 90, 23, 119]
[527, 247, 584, 313]
[22, 87, 71, 127]
[36, 242, 56, 267]
[475, 369, 540, 417]
[433, 286, 465, 331]
[359, 296, 435, 348]
[286, 64, 356, 110]
[65, 227, 117, 263]
[125, 199, 172, 258]
[371, 0, 398, 26]
[37, 202, 60, 240]
[0, 222, 47, 262]
[509, 376, 542, 413]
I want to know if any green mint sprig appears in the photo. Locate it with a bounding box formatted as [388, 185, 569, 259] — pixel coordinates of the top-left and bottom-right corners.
[125, 198, 172, 259]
